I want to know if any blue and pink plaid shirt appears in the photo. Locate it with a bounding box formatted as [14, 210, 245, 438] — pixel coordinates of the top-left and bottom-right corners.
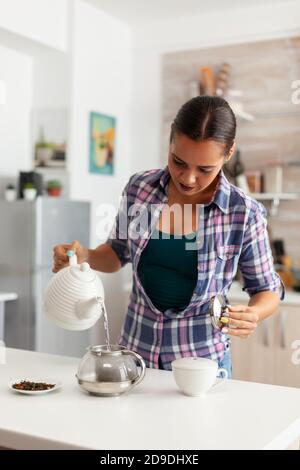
[106, 167, 284, 370]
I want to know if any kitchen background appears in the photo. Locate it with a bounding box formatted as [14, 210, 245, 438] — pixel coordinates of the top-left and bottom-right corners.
[0, 0, 300, 388]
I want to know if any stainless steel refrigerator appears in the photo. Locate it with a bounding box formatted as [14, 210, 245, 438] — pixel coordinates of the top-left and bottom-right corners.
[0, 197, 91, 357]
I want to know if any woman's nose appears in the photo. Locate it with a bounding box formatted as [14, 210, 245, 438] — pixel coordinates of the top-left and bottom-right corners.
[182, 171, 197, 185]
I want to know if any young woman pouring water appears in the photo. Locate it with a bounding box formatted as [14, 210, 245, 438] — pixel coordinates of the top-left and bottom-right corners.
[53, 96, 284, 377]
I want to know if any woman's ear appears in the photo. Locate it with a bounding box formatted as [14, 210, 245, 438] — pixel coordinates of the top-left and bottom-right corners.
[225, 141, 236, 163]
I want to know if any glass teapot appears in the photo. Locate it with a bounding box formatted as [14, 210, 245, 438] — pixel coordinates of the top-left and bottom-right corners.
[76, 345, 146, 397]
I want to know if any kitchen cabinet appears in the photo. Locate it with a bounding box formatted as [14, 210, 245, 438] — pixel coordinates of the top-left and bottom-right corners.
[273, 306, 300, 388]
[231, 314, 275, 385]
[231, 304, 300, 388]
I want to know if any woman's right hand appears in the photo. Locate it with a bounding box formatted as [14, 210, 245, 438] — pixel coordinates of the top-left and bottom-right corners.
[52, 240, 89, 273]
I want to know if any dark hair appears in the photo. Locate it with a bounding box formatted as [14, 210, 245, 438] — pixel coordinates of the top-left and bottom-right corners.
[170, 95, 236, 155]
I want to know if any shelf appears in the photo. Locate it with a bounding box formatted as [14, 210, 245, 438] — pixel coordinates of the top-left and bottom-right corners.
[228, 101, 255, 122]
[253, 111, 300, 119]
[250, 193, 298, 201]
[35, 166, 68, 174]
[250, 193, 298, 216]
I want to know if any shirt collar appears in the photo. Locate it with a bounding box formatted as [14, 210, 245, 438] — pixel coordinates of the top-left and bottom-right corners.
[212, 169, 231, 214]
[159, 166, 230, 214]
[159, 165, 171, 192]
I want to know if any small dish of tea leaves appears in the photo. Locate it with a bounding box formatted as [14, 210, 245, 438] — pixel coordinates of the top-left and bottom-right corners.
[9, 378, 62, 395]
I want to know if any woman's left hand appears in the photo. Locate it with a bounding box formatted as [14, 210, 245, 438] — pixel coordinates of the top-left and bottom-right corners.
[222, 304, 259, 339]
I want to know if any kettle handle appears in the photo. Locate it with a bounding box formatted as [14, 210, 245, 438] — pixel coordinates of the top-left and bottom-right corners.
[123, 350, 146, 387]
[67, 249, 78, 266]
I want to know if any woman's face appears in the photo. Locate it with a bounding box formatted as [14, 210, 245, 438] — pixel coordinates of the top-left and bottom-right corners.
[168, 132, 234, 198]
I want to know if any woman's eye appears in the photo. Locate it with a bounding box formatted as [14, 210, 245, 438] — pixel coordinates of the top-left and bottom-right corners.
[172, 157, 213, 173]
[174, 159, 185, 166]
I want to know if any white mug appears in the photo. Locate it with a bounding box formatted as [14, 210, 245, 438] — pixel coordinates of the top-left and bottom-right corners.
[172, 356, 228, 397]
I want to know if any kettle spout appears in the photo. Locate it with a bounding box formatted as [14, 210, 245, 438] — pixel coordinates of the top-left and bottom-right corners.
[75, 297, 103, 321]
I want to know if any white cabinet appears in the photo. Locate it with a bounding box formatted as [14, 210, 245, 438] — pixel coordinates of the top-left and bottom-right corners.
[231, 303, 300, 388]
[273, 306, 300, 388]
[231, 314, 275, 385]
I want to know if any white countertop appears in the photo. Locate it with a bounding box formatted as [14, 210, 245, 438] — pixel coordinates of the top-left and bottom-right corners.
[0, 293, 17, 302]
[228, 282, 300, 306]
[0, 348, 300, 450]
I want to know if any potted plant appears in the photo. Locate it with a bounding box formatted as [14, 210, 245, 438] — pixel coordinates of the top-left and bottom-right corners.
[35, 141, 56, 166]
[5, 183, 17, 201]
[35, 127, 55, 167]
[47, 180, 62, 197]
[23, 182, 37, 201]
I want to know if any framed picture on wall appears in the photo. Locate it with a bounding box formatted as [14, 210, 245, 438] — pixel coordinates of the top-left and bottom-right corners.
[89, 111, 116, 175]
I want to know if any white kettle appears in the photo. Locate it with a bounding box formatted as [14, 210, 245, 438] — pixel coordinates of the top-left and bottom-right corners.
[44, 251, 105, 331]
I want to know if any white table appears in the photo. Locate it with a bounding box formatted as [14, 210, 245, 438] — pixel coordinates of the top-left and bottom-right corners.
[0, 293, 17, 342]
[0, 348, 300, 450]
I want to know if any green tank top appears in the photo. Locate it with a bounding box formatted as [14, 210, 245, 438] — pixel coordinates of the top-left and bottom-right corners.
[137, 228, 198, 312]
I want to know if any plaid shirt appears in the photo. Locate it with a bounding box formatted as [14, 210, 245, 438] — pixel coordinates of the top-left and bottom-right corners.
[106, 167, 284, 370]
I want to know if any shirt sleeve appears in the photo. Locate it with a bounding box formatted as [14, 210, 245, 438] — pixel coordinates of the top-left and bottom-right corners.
[239, 203, 285, 300]
[105, 178, 132, 268]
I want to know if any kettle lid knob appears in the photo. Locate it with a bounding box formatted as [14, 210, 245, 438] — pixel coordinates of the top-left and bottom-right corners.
[80, 262, 90, 272]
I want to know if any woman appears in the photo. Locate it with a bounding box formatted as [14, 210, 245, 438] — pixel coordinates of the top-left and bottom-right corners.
[53, 96, 284, 377]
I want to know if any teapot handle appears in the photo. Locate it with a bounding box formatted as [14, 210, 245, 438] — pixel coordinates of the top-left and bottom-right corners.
[123, 350, 146, 387]
[67, 249, 78, 266]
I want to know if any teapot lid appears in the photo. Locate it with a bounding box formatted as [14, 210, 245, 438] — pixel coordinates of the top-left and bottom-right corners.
[172, 357, 217, 371]
[70, 262, 97, 283]
[89, 345, 125, 356]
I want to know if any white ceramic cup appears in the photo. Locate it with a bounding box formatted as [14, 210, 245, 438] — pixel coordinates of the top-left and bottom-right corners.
[171, 356, 228, 397]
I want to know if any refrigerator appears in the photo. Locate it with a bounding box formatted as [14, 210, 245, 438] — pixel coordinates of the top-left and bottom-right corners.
[0, 197, 91, 357]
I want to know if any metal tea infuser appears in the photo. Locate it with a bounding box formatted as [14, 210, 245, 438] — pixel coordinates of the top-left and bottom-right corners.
[209, 294, 231, 330]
